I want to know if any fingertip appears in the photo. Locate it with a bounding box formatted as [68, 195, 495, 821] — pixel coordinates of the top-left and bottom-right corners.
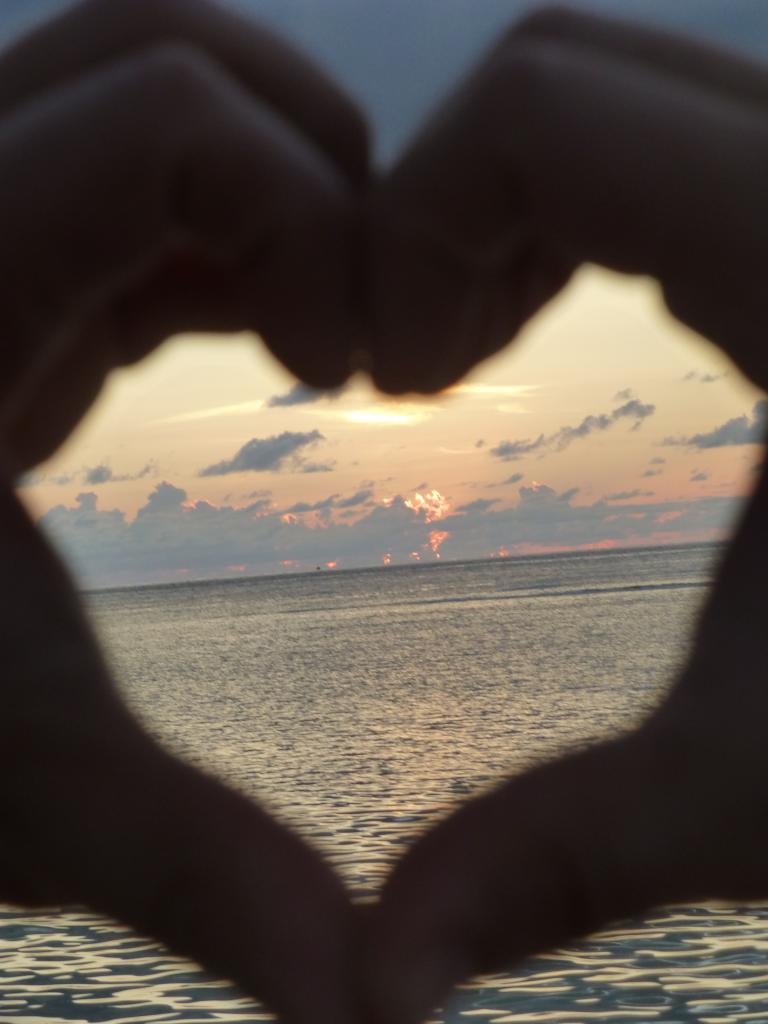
[362, 925, 469, 1024]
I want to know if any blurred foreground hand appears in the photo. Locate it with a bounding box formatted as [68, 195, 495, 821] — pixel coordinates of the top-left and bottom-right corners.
[365, 456, 768, 1024]
[0, 477, 357, 1024]
[363, 18, 768, 1018]
[1, 4, 768, 1024]
[365, 14, 768, 1020]
[0, 0, 367, 473]
[368, 6, 768, 393]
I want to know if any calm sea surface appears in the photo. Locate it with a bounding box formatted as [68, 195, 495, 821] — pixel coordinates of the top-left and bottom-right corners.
[4, 543, 768, 1023]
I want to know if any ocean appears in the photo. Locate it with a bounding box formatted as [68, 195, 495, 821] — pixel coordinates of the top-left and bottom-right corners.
[3, 542, 768, 1024]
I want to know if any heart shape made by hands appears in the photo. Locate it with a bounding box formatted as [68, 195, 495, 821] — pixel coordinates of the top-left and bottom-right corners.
[1, 3, 768, 1024]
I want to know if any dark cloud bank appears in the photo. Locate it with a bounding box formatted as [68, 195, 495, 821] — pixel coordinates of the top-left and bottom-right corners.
[40, 480, 744, 588]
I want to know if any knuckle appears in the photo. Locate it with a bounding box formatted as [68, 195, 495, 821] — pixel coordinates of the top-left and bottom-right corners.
[482, 41, 561, 116]
[493, 5, 574, 51]
[129, 42, 225, 111]
[121, 0, 217, 35]
[127, 0, 189, 23]
[76, 0, 194, 32]
[513, 5, 578, 40]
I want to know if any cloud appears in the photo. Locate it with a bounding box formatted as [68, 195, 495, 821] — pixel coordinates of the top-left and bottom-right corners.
[75, 492, 98, 513]
[285, 495, 339, 514]
[490, 396, 655, 461]
[490, 435, 546, 461]
[336, 489, 374, 508]
[83, 463, 154, 486]
[614, 388, 636, 401]
[455, 498, 499, 514]
[499, 473, 524, 486]
[605, 489, 655, 500]
[20, 463, 153, 488]
[137, 481, 187, 514]
[153, 400, 263, 425]
[683, 370, 725, 384]
[642, 469, 662, 478]
[247, 497, 273, 514]
[18, 470, 72, 488]
[663, 400, 768, 449]
[84, 465, 112, 485]
[39, 481, 744, 588]
[613, 399, 656, 430]
[691, 470, 709, 482]
[267, 383, 344, 407]
[199, 430, 328, 476]
[649, 457, 666, 465]
[284, 489, 375, 516]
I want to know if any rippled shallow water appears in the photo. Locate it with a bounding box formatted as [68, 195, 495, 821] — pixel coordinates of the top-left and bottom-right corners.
[4, 543, 768, 1023]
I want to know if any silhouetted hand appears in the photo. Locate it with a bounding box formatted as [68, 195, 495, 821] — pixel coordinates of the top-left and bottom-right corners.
[365, 462, 768, 1024]
[5, 3, 768, 1022]
[0, 3, 366, 1020]
[362, 10, 768, 1021]
[0, 477, 357, 1024]
[368, 6, 768, 393]
[0, 0, 366, 473]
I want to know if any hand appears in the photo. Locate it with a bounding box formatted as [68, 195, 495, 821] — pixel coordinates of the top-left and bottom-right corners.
[4, 4, 768, 1023]
[367, 6, 768, 393]
[363, 14, 768, 1009]
[363, 14, 768, 1016]
[0, 474, 358, 1024]
[0, 0, 367, 473]
[364, 459, 768, 1024]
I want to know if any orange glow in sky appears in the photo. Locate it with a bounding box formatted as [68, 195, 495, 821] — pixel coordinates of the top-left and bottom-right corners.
[405, 489, 450, 523]
[428, 529, 450, 558]
[18, 267, 761, 587]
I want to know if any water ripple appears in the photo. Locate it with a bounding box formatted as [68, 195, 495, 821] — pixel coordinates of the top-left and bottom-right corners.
[6, 547, 759, 1023]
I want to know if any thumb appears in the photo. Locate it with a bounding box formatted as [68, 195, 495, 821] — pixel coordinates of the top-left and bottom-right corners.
[362, 731, 714, 1024]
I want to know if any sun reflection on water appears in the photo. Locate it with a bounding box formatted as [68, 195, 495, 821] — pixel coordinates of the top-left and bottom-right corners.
[4, 545, 763, 1023]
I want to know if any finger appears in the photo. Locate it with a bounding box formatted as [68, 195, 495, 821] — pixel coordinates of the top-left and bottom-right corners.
[374, 0, 768, 394]
[370, 30, 768, 392]
[5, 737, 358, 1024]
[0, 0, 367, 184]
[364, 735, 689, 1024]
[654, 450, 768, 718]
[365, 461, 768, 1024]
[0, 483, 357, 1024]
[365, 708, 768, 1024]
[515, 5, 768, 111]
[36, 752, 358, 1024]
[0, 43, 356, 437]
[366, 208, 573, 394]
[1, 319, 109, 472]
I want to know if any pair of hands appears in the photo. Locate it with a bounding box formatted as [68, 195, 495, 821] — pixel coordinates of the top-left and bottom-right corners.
[2, 1, 768, 1023]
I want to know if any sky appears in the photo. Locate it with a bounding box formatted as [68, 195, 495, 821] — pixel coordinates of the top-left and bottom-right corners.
[10, 0, 768, 587]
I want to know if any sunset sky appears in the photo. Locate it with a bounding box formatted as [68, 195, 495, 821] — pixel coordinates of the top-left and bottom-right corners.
[10, 0, 768, 587]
